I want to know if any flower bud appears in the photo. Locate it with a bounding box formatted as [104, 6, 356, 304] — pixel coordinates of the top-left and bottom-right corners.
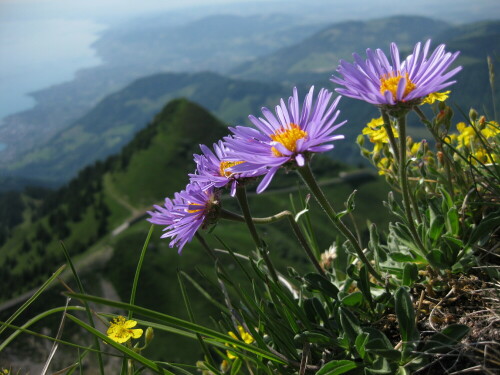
[469, 108, 478, 122]
[145, 327, 154, 346]
[220, 359, 230, 373]
[356, 134, 365, 146]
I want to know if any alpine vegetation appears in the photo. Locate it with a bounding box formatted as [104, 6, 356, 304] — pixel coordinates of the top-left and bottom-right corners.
[2, 39, 498, 375]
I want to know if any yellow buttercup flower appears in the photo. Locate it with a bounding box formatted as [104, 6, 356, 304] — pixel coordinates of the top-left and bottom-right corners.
[226, 325, 254, 360]
[107, 316, 143, 344]
[421, 91, 451, 105]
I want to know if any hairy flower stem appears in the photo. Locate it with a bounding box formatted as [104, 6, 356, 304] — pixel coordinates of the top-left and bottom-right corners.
[219, 208, 290, 224]
[297, 163, 383, 283]
[235, 185, 279, 282]
[381, 109, 400, 162]
[397, 114, 427, 254]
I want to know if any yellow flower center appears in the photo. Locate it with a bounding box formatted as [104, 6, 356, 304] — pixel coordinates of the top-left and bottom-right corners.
[270, 123, 308, 157]
[380, 72, 416, 101]
[219, 161, 245, 177]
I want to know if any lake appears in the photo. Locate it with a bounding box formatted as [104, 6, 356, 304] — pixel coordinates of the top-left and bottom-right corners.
[0, 17, 105, 120]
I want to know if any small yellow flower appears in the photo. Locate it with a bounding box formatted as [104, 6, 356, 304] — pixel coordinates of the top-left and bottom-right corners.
[2, 369, 9, 375]
[226, 325, 254, 360]
[421, 91, 451, 105]
[410, 142, 421, 156]
[362, 117, 398, 153]
[481, 121, 500, 138]
[471, 148, 497, 165]
[107, 316, 143, 344]
[457, 125, 476, 149]
[376, 157, 392, 175]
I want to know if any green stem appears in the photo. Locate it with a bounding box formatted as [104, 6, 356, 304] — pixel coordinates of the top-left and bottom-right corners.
[235, 185, 279, 282]
[414, 106, 455, 201]
[286, 215, 325, 276]
[221, 208, 323, 275]
[397, 115, 427, 255]
[195, 232, 218, 262]
[381, 109, 400, 162]
[297, 163, 383, 283]
[220, 208, 292, 224]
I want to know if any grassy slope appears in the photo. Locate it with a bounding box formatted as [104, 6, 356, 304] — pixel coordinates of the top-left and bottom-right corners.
[7, 73, 289, 183]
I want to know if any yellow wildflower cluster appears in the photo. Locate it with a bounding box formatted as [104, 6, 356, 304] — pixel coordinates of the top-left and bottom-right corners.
[450, 119, 499, 165]
[420, 91, 450, 105]
[226, 325, 254, 360]
[107, 316, 143, 344]
[362, 117, 399, 154]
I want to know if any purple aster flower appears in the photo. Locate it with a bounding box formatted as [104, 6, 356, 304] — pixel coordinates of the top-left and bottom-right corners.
[225, 86, 345, 193]
[189, 140, 267, 196]
[330, 40, 461, 107]
[147, 183, 219, 253]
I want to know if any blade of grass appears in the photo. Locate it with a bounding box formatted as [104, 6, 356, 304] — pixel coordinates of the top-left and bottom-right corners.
[67, 293, 286, 364]
[0, 317, 120, 356]
[177, 269, 215, 367]
[121, 225, 154, 375]
[41, 297, 71, 375]
[180, 271, 229, 313]
[129, 225, 154, 318]
[60, 241, 105, 375]
[0, 264, 65, 336]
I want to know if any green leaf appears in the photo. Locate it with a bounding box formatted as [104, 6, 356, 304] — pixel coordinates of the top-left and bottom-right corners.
[389, 253, 416, 262]
[467, 211, 500, 246]
[365, 357, 397, 374]
[341, 292, 363, 307]
[355, 332, 368, 359]
[426, 250, 447, 268]
[358, 265, 374, 307]
[402, 263, 418, 287]
[304, 273, 339, 299]
[445, 207, 459, 235]
[294, 331, 335, 345]
[369, 223, 387, 262]
[439, 186, 453, 212]
[230, 358, 242, 375]
[421, 324, 469, 354]
[316, 360, 358, 375]
[364, 327, 400, 360]
[429, 215, 445, 243]
[394, 287, 418, 343]
[336, 190, 357, 220]
[339, 307, 362, 344]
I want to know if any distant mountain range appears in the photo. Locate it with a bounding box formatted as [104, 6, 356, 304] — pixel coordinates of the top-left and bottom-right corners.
[1, 16, 499, 188]
[230, 16, 451, 83]
[0, 13, 325, 165]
